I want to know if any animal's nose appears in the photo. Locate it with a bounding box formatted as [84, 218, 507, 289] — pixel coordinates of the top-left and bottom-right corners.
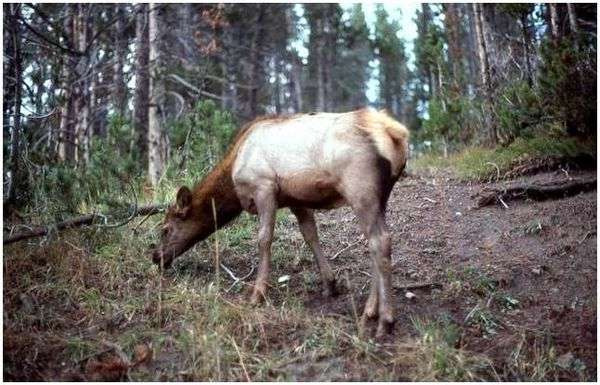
[151, 250, 161, 264]
[151, 249, 172, 269]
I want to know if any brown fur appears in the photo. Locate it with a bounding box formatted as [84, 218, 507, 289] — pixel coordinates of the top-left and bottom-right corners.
[158, 114, 299, 255]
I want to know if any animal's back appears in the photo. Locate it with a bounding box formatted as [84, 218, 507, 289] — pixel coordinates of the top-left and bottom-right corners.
[231, 109, 409, 210]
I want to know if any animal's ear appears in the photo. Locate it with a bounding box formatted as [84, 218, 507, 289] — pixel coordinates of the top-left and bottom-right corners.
[175, 186, 193, 217]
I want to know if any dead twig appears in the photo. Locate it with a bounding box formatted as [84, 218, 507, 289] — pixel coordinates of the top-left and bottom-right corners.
[330, 238, 364, 260]
[220, 262, 255, 292]
[230, 336, 251, 382]
[578, 230, 596, 244]
[498, 196, 509, 209]
[422, 197, 437, 204]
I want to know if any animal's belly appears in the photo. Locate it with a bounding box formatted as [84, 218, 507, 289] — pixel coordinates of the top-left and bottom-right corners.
[276, 170, 346, 209]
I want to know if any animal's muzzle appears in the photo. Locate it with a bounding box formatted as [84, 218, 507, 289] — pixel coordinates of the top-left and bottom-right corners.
[149, 247, 173, 269]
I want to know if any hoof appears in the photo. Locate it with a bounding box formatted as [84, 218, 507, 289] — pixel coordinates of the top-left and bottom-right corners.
[375, 319, 394, 338]
[249, 285, 267, 305]
[362, 297, 379, 320]
[322, 279, 338, 298]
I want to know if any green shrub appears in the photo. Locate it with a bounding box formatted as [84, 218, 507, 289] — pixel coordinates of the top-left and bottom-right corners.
[155, 100, 237, 203]
[538, 39, 597, 137]
[495, 80, 544, 141]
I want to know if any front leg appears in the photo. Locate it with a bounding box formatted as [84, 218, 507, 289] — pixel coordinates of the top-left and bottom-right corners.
[291, 207, 336, 297]
[250, 186, 278, 304]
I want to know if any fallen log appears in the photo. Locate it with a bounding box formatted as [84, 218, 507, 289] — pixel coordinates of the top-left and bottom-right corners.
[4, 204, 165, 245]
[476, 177, 597, 208]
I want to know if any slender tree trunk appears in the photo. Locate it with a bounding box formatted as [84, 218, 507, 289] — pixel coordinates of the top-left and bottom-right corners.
[421, 4, 435, 98]
[323, 5, 336, 111]
[249, 5, 266, 117]
[48, 56, 61, 157]
[473, 3, 496, 145]
[464, 3, 479, 96]
[58, 6, 76, 162]
[133, 3, 149, 158]
[520, 12, 533, 87]
[274, 58, 282, 114]
[442, 3, 462, 89]
[148, 4, 167, 187]
[548, 3, 560, 41]
[113, 4, 127, 116]
[566, 3, 579, 49]
[75, 4, 90, 164]
[290, 55, 303, 112]
[6, 3, 24, 206]
[315, 18, 325, 112]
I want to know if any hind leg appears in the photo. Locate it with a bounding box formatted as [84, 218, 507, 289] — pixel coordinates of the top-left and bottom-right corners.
[341, 174, 394, 336]
[291, 207, 336, 297]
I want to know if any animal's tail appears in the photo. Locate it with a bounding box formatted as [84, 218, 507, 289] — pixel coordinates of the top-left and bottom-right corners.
[376, 109, 410, 144]
[354, 108, 410, 178]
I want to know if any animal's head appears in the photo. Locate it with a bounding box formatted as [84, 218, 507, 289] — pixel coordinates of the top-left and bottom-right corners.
[148, 186, 203, 269]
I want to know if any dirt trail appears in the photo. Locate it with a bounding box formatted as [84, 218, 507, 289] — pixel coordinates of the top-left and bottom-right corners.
[295, 169, 597, 379]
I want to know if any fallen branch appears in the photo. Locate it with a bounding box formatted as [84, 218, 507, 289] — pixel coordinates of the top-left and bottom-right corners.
[4, 204, 165, 245]
[393, 282, 442, 291]
[475, 178, 597, 208]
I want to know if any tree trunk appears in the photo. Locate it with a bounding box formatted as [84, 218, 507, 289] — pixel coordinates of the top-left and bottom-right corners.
[548, 3, 560, 41]
[315, 18, 325, 112]
[520, 11, 533, 87]
[473, 3, 496, 145]
[113, 4, 127, 117]
[442, 3, 463, 88]
[274, 58, 282, 114]
[323, 5, 337, 111]
[148, 4, 167, 187]
[75, 4, 90, 165]
[249, 5, 266, 117]
[6, 3, 24, 206]
[421, 4, 435, 98]
[58, 5, 76, 162]
[464, 3, 479, 96]
[133, 3, 149, 158]
[566, 3, 579, 49]
[290, 55, 303, 112]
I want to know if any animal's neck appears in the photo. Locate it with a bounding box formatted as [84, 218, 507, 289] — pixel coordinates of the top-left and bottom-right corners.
[190, 157, 243, 241]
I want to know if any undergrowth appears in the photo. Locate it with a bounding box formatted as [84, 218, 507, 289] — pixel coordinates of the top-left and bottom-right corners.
[411, 135, 596, 181]
[4, 206, 593, 380]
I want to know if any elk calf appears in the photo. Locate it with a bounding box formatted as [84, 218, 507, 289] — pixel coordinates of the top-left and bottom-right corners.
[149, 108, 409, 335]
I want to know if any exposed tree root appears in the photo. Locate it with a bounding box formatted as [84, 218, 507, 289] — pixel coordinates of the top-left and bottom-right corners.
[475, 177, 597, 208]
[4, 204, 165, 245]
[502, 153, 596, 180]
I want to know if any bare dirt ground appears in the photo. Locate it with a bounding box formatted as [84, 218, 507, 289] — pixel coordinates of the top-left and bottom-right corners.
[4, 168, 597, 381]
[267, 168, 597, 380]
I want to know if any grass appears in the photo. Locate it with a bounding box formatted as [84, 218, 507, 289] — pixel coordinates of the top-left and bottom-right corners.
[3, 213, 389, 381]
[407, 316, 497, 381]
[411, 136, 596, 181]
[5, 213, 593, 381]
